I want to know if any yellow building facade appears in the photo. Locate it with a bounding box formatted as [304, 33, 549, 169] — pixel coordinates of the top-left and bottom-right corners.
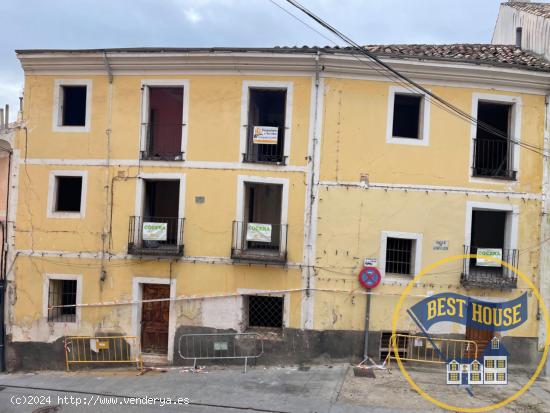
[4, 46, 550, 369]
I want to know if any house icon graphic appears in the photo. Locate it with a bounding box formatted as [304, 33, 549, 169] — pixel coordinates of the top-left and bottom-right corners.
[446, 337, 509, 385]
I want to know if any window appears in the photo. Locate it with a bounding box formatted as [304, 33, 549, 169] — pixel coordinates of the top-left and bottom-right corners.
[485, 372, 494, 382]
[448, 373, 459, 381]
[241, 81, 292, 164]
[55, 177, 82, 212]
[471, 363, 480, 372]
[492, 338, 500, 350]
[385, 237, 413, 275]
[449, 363, 459, 372]
[381, 231, 422, 277]
[47, 279, 77, 322]
[387, 86, 430, 146]
[247, 295, 284, 328]
[470, 372, 481, 382]
[497, 359, 506, 369]
[53, 80, 92, 132]
[47, 171, 88, 218]
[485, 359, 495, 369]
[497, 373, 506, 382]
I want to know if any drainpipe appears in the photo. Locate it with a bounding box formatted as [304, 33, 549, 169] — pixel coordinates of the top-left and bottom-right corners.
[539, 94, 550, 377]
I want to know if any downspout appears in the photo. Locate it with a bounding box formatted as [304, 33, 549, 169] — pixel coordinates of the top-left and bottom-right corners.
[0, 146, 13, 372]
[539, 94, 550, 377]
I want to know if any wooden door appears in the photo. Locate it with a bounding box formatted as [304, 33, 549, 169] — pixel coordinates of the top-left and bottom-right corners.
[141, 284, 170, 354]
[465, 324, 494, 359]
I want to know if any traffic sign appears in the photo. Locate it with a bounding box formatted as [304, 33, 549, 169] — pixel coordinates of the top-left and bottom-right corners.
[359, 266, 381, 289]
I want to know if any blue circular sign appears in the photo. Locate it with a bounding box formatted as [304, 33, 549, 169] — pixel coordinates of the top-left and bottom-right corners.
[359, 266, 381, 289]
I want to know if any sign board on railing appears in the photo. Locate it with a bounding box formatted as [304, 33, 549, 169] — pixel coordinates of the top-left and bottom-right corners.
[143, 222, 167, 241]
[476, 248, 502, 267]
[246, 223, 272, 243]
[253, 126, 278, 145]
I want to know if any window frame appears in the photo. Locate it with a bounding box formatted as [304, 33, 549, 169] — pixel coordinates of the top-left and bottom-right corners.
[239, 80, 293, 164]
[237, 288, 290, 332]
[386, 85, 431, 146]
[47, 170, 88, 219]
[52, 79, 92, 133]
[139, 79, 190, 160]
[380, 231, 423, 279]
[43, 273, 82, 324]
[469, 93, 521, 183]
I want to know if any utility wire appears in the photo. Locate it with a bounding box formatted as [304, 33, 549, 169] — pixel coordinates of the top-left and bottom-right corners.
[273, 0, 548, 158]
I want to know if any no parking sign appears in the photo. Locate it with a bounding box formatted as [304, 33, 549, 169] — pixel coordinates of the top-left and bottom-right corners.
[358, 266, 381, 290]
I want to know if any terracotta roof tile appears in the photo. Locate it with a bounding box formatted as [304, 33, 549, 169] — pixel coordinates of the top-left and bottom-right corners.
[504, 2, 550, 18]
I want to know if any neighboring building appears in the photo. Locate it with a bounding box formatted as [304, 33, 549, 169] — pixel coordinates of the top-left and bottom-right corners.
[493, 1, 550, 58]
[3, 43, 550, 370]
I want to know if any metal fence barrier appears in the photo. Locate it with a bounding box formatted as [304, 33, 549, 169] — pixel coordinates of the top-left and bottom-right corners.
[64, 336, 143, 371]
[385, 333, 478, 368]
[178, 332, 264, 373]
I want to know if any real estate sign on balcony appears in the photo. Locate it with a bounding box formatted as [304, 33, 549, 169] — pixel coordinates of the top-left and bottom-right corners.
[253, 126, 278, 144]
[246, 223, 272, 242]
[143, 222, 168, 241]
[476, 248, 502, 267]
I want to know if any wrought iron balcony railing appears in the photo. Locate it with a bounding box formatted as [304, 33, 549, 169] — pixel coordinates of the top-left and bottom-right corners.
[472, 138, 516, 180]
[242, 125, 286, 164]
[460, 245, 518, 289]
[141, 123, 184, 161]
[128, 216, 184, 256]
[231, 221, 288, 264]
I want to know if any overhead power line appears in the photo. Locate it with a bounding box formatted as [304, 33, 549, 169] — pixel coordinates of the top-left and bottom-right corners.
[272, 0, 548, 158]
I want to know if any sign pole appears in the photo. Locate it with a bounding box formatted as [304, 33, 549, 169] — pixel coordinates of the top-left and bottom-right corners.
[363, 288, 371, 359]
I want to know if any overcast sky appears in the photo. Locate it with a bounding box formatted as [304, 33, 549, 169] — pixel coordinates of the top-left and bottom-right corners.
[0, 0, 512, 121]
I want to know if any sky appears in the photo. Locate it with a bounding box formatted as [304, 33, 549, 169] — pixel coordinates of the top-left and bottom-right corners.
[0, 0, 511, 121]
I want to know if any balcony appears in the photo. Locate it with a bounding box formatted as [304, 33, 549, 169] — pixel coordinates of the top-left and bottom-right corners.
[231, 221, 288, 264]
[472, 138, 516, 180]
[128, 216, 184, 256]
[242, 125, 286, 165]
[141, 123, 184, 161]
[461, 245, 518, 289]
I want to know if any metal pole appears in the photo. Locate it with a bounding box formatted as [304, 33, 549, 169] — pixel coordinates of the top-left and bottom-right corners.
[363, 290, 371, 359]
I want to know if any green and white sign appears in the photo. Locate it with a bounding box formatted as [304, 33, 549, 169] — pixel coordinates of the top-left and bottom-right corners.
[476, 248, 502, 267]
[143, 222, 168, 241]
[246, 223, 272, 243]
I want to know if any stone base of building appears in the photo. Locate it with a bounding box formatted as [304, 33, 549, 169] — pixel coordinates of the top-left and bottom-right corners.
[5, 329, 541, 372]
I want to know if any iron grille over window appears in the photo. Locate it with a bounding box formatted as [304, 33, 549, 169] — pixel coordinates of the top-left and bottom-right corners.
[247, 295, 283, 328]
[47, 279, 77, 322]
[385, 238, 413, 275]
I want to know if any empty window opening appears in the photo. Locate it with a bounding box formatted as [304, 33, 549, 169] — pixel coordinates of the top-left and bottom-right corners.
[385, 237, 414, 275]
[54, 176, 83, 213]
[247, 295, 284, 328]
[244, 183, 282, 251]
[392, 93, 423, 139]
[245, 89, 287, 163]
[379, 331, 409, 361]
[61, 85, 87, 127]
[470, 210, 506, 250]
[145, 87, 184, 160]
[142, 180, 180, 244]
[474, 102, 515, 179]
[47, 279, 77, 322]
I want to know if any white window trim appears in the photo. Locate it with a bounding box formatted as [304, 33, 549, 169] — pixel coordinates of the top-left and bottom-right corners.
[239, 80, 294, 164]
[140, 79, 190, 159]
[46, 170, 88, 219]
[42, 273, 82, 324]
[131, 277, 176, 362]
[464, 201, 519, 250]
[386, 85, 431, 146]
[235, 175, 289, 224]
[380, 231, 423, 278]
[134, 173, 186, 245]
[237, 288, 290, 331]
[469, 93, 522, 184]
[52, 79, 92, 133]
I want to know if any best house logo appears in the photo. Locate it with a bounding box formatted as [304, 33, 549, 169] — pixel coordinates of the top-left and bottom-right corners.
[408, 292, 527, 386]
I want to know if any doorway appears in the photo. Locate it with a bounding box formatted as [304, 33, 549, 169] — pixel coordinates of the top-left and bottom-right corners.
[141, 283, 170, 354]
[465, 321, 494, 360]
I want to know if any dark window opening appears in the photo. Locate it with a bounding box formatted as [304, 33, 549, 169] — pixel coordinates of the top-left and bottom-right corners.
[47, 279, 77, 322]
[55, 176, 83, 212]
[470, 210, 506, 250]
[516, 27, 523, 48]
[245, 88, 286, 163]
[144, 87, 184, 160]
[473, 102, 515, 179]
[142, 179, 180, 245]
[385, 237, 413, 275]
[245, 183, 282, 251]
[61, 86, 87, 127]
[247, 295, 283, 328]
[392, 93, 422, 139]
